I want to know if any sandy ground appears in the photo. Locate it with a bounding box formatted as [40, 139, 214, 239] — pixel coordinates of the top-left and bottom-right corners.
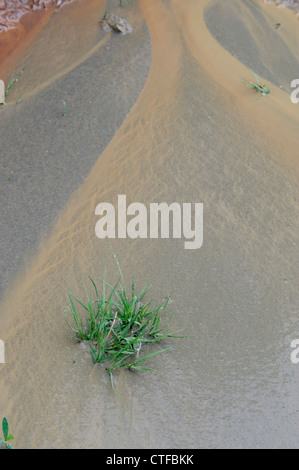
[0, 0, 151, 297]
[0, 0, 298, 449]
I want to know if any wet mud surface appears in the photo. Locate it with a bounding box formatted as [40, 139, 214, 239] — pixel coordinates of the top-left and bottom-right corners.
[0, 0, 298, 449]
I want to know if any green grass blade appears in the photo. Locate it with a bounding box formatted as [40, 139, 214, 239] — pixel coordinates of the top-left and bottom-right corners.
[129, 365, 155, 371]
[110, 245, 125, 283]
[2, 417, 8, 441]
[88, 275, 99, 300]
[69, 291, 89, 312]
[127, 346, 174, 369]
[251, 70, 261, 86]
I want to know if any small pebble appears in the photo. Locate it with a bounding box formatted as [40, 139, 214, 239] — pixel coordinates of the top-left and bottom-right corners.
[100, 14, 133, 34]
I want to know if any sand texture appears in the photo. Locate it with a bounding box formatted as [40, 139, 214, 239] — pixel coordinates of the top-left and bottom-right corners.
[0, 0, 298, 449]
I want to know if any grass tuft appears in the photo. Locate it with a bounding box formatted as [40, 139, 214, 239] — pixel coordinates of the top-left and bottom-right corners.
[65, 257, 187, 389]
[0, 417, 14, 449]
[4, 65, 27, 104]
[241, 70, 270, 95]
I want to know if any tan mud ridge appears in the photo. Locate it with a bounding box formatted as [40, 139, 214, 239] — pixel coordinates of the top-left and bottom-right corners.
[0, 0, 298, 448]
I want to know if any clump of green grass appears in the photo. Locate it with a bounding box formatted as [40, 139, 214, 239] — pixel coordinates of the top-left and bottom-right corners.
[3, 65, 27, 104]
[0, 418, 14, 449]
[65, 258, 186, 389]
[241, 70, 270, 95]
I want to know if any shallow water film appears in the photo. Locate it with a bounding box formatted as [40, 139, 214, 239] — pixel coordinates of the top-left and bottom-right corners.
[0, 0, 298, 449]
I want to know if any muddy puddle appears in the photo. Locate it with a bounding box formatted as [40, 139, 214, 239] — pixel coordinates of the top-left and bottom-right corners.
[0, 0, 298, 448]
